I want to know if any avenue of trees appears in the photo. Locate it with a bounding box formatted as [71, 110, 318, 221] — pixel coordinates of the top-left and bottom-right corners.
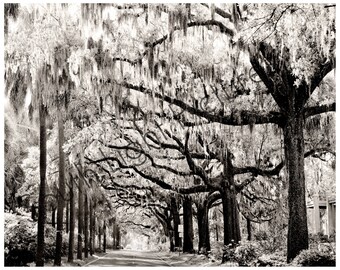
[4, 3, 335, 266]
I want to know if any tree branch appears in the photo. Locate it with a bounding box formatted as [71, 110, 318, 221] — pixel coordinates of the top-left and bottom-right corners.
[304, 102, 335, 119]
[122, 81, 283, 126]
[235, 147, 334, 190]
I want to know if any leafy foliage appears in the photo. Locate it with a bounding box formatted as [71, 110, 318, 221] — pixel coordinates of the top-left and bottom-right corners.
[292, 249, 335, 266]
[221, 241, 259, 266]
[255, 251, 287, 267]
[234, 241, 259, 266]
[4, 213, 67, 266]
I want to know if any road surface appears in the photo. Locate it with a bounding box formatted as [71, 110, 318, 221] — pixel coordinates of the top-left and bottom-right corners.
[84, 250, 186, 267]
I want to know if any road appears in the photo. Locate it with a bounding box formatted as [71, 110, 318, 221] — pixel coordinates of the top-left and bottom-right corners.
[84, 250, 184, 267]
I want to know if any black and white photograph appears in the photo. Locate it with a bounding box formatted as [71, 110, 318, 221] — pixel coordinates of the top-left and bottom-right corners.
[3, 2, 336, 267]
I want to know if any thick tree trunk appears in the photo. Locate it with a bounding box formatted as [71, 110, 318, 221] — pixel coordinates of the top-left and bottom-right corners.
[68, 174, 75, 263]
[284, 113, 308, 262]
[77, 176, 84, 260]
[221, 151, 241, 246]
[36, 102, 47, 267]
[84, 195, 89, 258]
[221, 187, 241, 246]
[170, 197, 180, 248]
[183, 197, 194, 253]
[112, 218, 121, 249]
[51, 208, 56, 228]
[54, 110, 66, 266]
[169, 230, 175, 252]
[247, 218, 252, 241]
[154, 208, 173, 251]
[166, 215, 175, 252]
[196, 203, 210, 252]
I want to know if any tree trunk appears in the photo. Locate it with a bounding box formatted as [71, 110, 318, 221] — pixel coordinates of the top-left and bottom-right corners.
[183, 197, 194, 253]
[93, 215, 96, 252]
[117, 225, 121, 249]
[221, 150, 241, 246]
[36, 102, 47, 267]
[84, 195, 89, 258]
[196, 203, 210, 252]
[103, 221, 106, 252]
[216, 225, 219, 242]
[51, 208, 56, 228]
[117, 225, 120, 247]
[112, 218, 119, 249]
[66, 200, 69, 234]
[112, 222, 116, 249]
[221, 187, 241, 246]
[54, 110, 66, 266]
[77, 176, 84, 260]
[284, 113, 308, 262]
[166, 214, 175, 252]
[170, 197, 180, 248]
[89, 200, 94, 255]
[68, 174, 75, 263]
[154, 208, 173, 251]
[31, 204, 37, 221]
[247, 218, 252, 241]
[169, 230, 175, 252]
[98, 225, 102, 252]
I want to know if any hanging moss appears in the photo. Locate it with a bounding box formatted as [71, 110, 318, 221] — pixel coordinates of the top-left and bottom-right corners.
[182, 11, 188, 36]
[119, 60, 124, 79]
[148, 48, 154, 79]
[4, 3, 19, 35]
[186, 3, 191, 19]
[211, 4, 215, 20]
[249, 124, 254, 134]
[306, 115, 321, 132]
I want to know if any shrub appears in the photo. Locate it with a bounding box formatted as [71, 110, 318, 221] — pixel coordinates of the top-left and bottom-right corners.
[5, 214, 37, 266]
[234, 241, 259, 266]
[253, 230, 268, 241]
[222, 241, 259, 266]
[5, 213, 68, 266]
[222, 241, 238, 263]
[254, 226, 287, 253]
[256, 251, 287, 267]
[292, 249, 336, 266]
[329, 233, 336, 242]
[209, 241, 224, 261]
[309, 232, 331, 244]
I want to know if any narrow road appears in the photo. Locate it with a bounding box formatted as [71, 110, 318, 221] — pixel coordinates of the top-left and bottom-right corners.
[84, 250, 183, 267]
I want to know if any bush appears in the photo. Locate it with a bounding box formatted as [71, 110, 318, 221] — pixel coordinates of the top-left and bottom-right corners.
[5, 213, 68, 266]
[253, 226, 287, 253]
[222, 241, 259, 266]
[222, 241, 238, 263]
[309, 232, 331, 244]
[234, 241, 259, 266]
[253, 230, 268, 241]
[5, 214, 37, 266]
[292, 249, 336, 266]
[209, 241, 224, 261]
[256, 251, 287, 267]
